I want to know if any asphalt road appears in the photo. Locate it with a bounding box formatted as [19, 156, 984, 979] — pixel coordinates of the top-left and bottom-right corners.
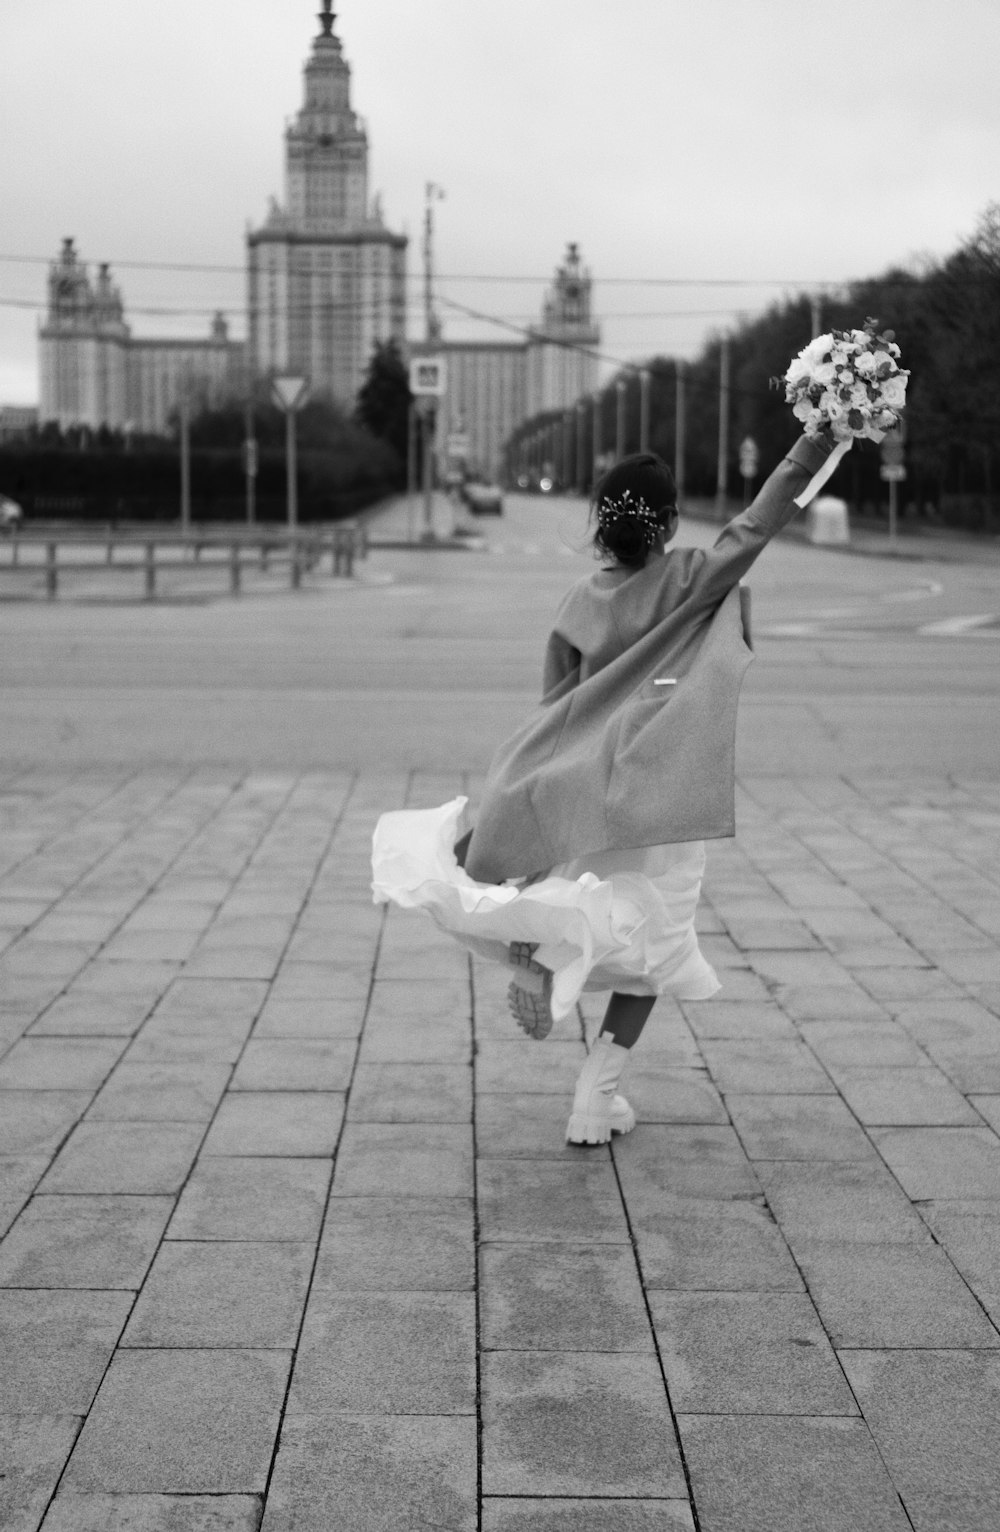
[0, 492, 997, 774]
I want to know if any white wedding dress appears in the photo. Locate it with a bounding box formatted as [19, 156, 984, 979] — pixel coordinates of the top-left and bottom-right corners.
[371, 796, 720, 1022]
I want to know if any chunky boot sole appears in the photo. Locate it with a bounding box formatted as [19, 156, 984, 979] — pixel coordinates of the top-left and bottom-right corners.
[566, 1094, 637, 1147]
[507, 942, 554, 1040]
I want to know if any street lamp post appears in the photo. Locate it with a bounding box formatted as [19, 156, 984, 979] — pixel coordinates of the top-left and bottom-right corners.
[271, 376, 310, 581]
[674, 359, 686, 504]
[715, 335, 731, 519]
[591, 392, 602, 486]
[639, 368, 650, 454]
[615, 378, 626, 461]
[575, 401, 586, 495]
[179, 393, 191, 541]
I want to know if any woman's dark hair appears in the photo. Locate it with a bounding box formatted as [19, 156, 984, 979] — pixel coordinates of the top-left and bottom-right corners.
[591, 452, 677, 568]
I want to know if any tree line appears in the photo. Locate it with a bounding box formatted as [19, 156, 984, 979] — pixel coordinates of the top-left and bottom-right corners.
[508, 204, 1000, 532]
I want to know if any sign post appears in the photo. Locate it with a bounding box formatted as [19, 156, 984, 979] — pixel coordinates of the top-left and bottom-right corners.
[409, 357, 447, 539]
[880, 423, 907, 543]
[271, 375, 309, 535]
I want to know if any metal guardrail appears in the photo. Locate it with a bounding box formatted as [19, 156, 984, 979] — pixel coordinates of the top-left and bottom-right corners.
[0, 523, 366, 599]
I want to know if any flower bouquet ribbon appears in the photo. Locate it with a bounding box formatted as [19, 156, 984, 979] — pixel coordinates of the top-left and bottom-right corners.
[779, 318, 909, 508]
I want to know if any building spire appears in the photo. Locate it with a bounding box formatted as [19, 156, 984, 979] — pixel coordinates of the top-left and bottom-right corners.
[318, 1, 336, 37]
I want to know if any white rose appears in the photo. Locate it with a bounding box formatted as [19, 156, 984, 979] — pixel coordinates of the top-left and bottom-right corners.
[855, 352, 877, 376]
[879, 374, 907, 408]
[812, 361, 838, 386]
[792, 397, 813, 422]
[802, 334, 834, 366]
[850, 384, 871, 408]
[785, 356, 812, 387]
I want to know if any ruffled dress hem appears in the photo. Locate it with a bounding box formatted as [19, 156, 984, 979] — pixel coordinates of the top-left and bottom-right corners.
[371, 797, 720, 1021]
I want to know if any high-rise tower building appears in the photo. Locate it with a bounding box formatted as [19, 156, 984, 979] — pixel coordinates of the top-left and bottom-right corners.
[525, 243, 599, 417]
[247, 2, 407, 405]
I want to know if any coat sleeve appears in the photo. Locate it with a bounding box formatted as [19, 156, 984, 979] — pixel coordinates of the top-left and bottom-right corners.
[542, 628, 581, 699]
[692, 432, 835, 611]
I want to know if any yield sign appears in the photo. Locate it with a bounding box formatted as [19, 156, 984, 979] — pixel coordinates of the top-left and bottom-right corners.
[271, 375, 310, 413]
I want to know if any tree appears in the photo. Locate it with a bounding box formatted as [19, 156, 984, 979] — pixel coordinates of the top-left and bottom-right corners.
[354, 338, 412, 464]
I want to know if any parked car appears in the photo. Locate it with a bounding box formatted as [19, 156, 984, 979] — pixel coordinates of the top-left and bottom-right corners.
[0, 494, 24, 531]
[462, 480, 504, 516]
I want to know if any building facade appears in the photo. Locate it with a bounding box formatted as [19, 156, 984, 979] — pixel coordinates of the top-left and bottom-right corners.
[38, 239, 245, 436]
[247, 0, 407, 406]
[525, 242, 600, 418]
[423, 244, 601, 481]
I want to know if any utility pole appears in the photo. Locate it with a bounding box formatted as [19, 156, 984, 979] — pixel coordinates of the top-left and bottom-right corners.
[179, 389, 191, 540]
[639, 368, 650, 454]
[423, 182, 445, 341]
[591, 392, 602, 485]
[810, 292, 823, 339]
[674, 359, 686, 505]
[615, 378, 626, 461]
[575, 400, 586, 494]
[243, 397, 257, 525]
[715, 334, 731, 518]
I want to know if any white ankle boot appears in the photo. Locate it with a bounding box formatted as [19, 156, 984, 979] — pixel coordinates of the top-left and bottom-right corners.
[566, 1035, 637, 1146]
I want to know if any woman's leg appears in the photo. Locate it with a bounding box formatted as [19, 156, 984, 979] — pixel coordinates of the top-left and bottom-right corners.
[599, 992, 656, 1049]
[567, 992, 654, 1145]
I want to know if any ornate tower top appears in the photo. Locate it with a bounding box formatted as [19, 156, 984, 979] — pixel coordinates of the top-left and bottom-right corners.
[317, 1, 336, 37]
[540, 242, 594, 329]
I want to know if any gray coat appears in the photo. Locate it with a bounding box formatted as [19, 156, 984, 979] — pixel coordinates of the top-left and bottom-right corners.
[464, 432, 834, 885]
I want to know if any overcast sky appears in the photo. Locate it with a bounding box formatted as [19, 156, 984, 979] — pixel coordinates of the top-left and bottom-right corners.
[2, 0, 998, 402]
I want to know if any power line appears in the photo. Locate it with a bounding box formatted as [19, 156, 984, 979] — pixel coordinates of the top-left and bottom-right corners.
[0, 250, 844, 286]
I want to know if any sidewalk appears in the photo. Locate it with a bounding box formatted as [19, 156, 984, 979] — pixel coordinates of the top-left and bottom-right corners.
[1, 768, 999, 1530]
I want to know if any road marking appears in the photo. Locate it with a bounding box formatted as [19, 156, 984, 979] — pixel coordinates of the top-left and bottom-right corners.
[880, 579, 944, 604]
[918, 614, 998, 636]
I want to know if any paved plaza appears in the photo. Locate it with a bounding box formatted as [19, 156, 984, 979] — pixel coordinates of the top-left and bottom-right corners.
[2, 495, 1000, 1529]
[1, 763, 999, 1530]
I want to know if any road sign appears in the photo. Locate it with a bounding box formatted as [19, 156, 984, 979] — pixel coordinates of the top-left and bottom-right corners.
[271, 376, 310, 413]
[739, 436, 759, 478]
[409, 357, 447, 396]
[447, 432, 470, 458]
[880, 464, 907, 482]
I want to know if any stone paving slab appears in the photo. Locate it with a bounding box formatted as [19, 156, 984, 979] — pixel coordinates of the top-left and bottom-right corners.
[482, 1350, 686, 1498]
[40, 1494, 262, 1532]
[64, 1350, 291, 1493]
[677, 1414, 912, 1532]
[482, 1502, 695, 1532]
[0, 768, 998, 1529]
[260, 1414, 477, 1532]
[840, 1349, 1000, 1532]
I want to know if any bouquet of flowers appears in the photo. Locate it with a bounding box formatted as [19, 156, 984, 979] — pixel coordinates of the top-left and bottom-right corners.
[779, 317, 909, 505]
[783, 317, 908, 443]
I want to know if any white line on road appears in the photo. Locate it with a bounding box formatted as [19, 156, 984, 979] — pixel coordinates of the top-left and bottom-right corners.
[918, 614, 998, 635]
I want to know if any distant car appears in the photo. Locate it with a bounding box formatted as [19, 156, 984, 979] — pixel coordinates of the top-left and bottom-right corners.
[0, 494, 23, 531]
[462, 481, 504, 516]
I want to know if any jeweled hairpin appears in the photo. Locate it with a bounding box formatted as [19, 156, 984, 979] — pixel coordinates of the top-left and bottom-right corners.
[597, 489, 659, 527]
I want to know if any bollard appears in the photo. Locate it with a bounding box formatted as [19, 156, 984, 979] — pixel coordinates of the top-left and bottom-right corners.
[229, 543, 241, 596]
[144, 541, 156, 599]
[333, 526, 355, 577]
[45, 542, 57, 600]
[806, 495, 850, 545]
